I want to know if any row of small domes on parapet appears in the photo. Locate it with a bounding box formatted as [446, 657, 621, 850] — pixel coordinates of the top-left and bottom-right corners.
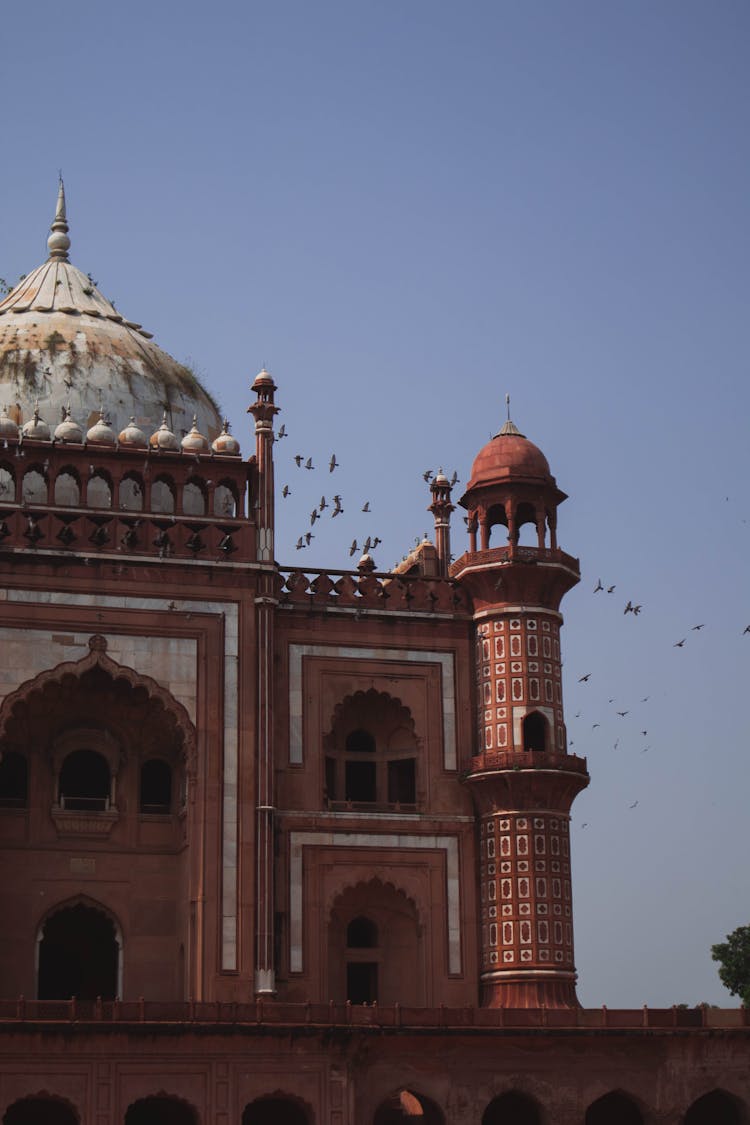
[0, 403, 241, 457]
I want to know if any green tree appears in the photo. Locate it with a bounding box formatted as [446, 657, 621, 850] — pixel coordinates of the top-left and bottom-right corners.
[711, 925, 750, 1006]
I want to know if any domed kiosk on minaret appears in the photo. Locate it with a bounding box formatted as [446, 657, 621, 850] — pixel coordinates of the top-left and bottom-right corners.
[452, 405, 589, 1009]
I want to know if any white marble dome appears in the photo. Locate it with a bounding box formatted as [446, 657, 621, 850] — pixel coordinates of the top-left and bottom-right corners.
[0, 183, 223, 443]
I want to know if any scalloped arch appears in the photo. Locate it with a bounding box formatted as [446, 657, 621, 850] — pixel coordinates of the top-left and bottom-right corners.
[242, 1091, 313, 1124]
[2, 1093, 80, 1124]
[36, 893, 122, 943]
[0, 634, 196, 770]
[328, 876, 423, 931]
[324, 688, 417, 748]
[124, 1092, 200, 1124]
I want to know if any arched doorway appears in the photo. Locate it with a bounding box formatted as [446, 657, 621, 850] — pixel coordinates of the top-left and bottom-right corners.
[373, 1089, 445, 1123]
[38, 902, 119, 1000]
[242, 1096, 311, 1125]
[684, 1090, 743, 1124]
[586, 1091, 644, 1125]
[3, 1096, 79, 1125]
[125, 1096, 198, 1125]
[482, 1091, 542, 1125]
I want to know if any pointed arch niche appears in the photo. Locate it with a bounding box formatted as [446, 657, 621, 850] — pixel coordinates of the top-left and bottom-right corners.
[328, 879, 425, 1006]
[323, 690, 419, 810]
[0, 636, 197, 1002]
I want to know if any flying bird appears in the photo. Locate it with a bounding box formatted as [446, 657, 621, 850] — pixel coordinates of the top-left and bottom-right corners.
[423, 469, 433, 482]
[616, 710, 629, 717]
[578, 674, 591, 682]
[295, 537, 305, 550]
[282, 485, 290, 498]
[304, 457, 314, 470]
[629, 801, 639, 809]
[305, 531, 314, 545]
[329, 454, 339, 472]
[349, 540, 358, 557]
[372, 536, 382, 548]
[743, 626, 750, 635]
[606, 585, 616, 593]
[592, 723, 600, 729]
[277, 424, 287, 439]
[633, 605, 642, 615]
[691, 624, 706, 631]
[363, 536, 372, 553]
[310, 509, 319, 526]
[593, 579, 603, 592]
[294, 454, 303, 467]
[361, 501, 370, 512]
[673, 638, 686, 647]
[319, 496, 327, 511]
[450, 471, 459, 486]
[624, 601, 634, 614]
[332, 495, 343, 517]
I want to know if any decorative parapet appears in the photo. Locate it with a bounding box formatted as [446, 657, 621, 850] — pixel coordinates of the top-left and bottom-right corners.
[468, 750, 588, 775]
[278, 567, 471, 615]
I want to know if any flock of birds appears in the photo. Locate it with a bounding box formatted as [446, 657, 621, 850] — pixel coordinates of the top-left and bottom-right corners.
[276, 421, 460, 566]
[574, 574, 750, 828]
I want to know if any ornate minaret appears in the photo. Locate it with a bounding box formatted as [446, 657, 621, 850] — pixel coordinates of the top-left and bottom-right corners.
[451, 409, 589, 1008]
[428, 470, 454, 577]
[248, 367, 279, 994]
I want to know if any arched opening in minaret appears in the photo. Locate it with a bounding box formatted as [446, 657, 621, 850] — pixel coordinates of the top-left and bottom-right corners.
[373, 1090, 445, 1124]
[38, 901, 119, 1000]
[522, 711, 548, 753]
[586, 1091, 645, 1125]
[515, 501, 539, 547]
[242, 1095, 311, 1125]
[481, 1091, 542, 1125]
[139, 758, 173, 813]
[485, 503, 509, 548]
[214, 480, 238, 517]
[151, 476, 176, 514]
[183, 478, 207, 516]
[3, 1096, 79, 1125]
[683, 1089, 744, 1124]
[125, 1096, 198, 1125]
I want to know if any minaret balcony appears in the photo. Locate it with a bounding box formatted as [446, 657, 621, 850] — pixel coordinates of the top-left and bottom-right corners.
[450, 544, 579, 578]
[468, 748, 588, 777]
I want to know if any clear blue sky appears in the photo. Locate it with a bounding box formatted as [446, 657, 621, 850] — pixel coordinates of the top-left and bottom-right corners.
[3, 0, 749, 1006]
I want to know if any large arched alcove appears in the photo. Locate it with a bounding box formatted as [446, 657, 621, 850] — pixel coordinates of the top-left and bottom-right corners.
[3, 1095, 79, 1125]
[37, 900, 120, 1000]
[684, 1089, 744, 1124]
[373, 1089, 444, 1124]
[125, 1095, 198, 1125]
[586, 1091, 644, 1125]
[328, 879, 424, 1005]
[0, 636, 197, 1002]
[242, 1094, 312, 1125]
[482, 1091, 543, 1125]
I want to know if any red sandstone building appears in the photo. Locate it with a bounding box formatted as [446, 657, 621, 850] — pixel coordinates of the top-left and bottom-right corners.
[0, 187, 746, 1125]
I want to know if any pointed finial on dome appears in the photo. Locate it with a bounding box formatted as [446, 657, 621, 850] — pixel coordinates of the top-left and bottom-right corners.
[497, 393, 524, 438]
[47, 176, 71, 261]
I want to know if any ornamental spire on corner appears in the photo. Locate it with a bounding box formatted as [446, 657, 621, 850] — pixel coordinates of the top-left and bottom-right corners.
[47, 176, 71, 261]
[497, 392, 523, 437]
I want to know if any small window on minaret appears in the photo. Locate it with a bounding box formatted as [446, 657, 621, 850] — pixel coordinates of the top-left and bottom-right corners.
[523, 712, 547, 753]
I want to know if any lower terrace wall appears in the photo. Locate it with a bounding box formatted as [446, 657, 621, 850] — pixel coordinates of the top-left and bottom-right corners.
[0, 1005, 748, 1125]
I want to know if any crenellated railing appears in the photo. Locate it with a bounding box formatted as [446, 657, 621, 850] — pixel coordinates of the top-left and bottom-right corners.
[0, 998, 745, 1030]
[277, 567, 471, 615]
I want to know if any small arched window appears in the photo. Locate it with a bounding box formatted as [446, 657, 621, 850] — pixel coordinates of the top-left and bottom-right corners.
[87, 471, 112, 509]
[139, 759, 172, 814]
[345, 729, 377, 802]
[54, 469, 80, 506]
[0, 464, 16, 502]
[214, 482, 238, 518]
[523, 711, 547, 752]
[151, 477, 176, 514]
[182, 479, 206, 517]
[0, 751, 28, 807]
[22, 467, 47, 505]
[59, 750, 110, 811]
[347, 916, 378, 948]
[119, 473, 144, 512]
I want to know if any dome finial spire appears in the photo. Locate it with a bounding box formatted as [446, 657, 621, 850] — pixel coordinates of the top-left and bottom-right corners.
[498, 392, 523, 437]
[47, 176, 71, 261]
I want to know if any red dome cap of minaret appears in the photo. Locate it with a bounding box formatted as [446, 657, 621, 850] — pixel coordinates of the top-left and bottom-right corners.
[465, 418, 553, 492]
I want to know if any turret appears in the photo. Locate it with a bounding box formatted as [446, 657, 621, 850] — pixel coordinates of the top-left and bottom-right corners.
[452, 406, 589, 1009]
